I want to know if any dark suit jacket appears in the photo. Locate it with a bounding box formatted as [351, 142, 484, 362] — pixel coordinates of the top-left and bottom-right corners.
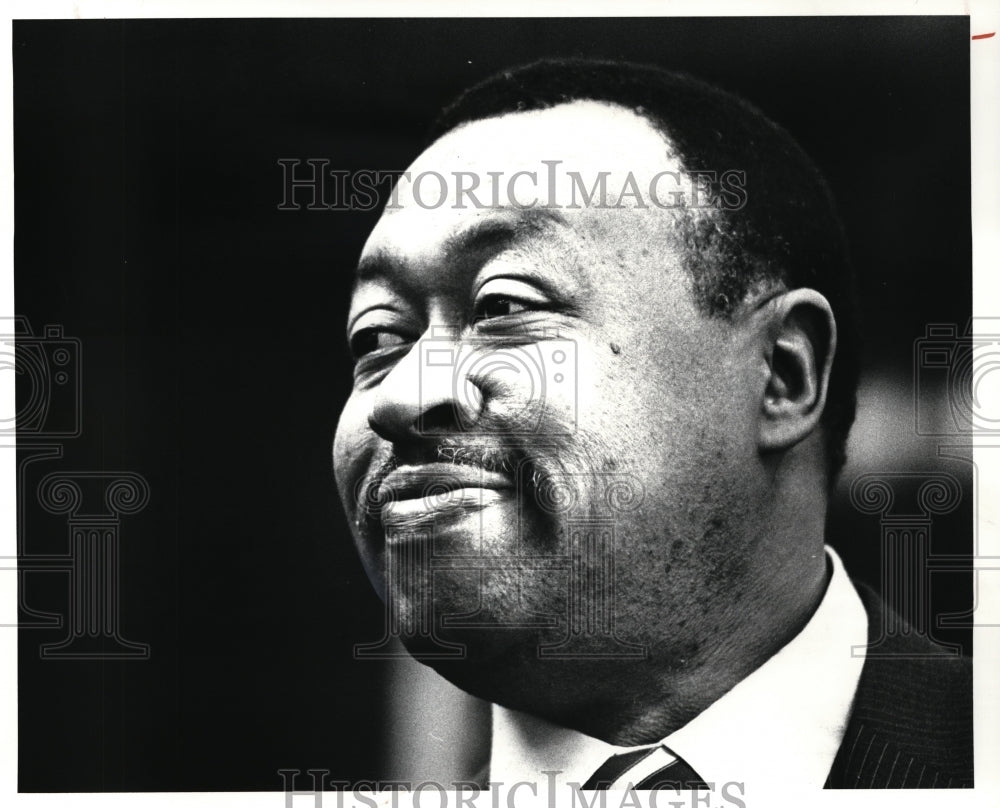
[823, 582, 973, 788]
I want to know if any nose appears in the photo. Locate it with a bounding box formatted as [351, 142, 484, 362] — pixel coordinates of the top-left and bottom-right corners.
[368, 333, 485, 442]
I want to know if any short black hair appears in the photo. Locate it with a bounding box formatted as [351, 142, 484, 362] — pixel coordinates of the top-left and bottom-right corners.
[428, 58, 860, 481]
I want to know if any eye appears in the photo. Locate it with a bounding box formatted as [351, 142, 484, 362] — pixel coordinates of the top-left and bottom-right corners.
[474, 295, 532, 322]
[349, 327, 407, 361]
[472, 278, 549, 323]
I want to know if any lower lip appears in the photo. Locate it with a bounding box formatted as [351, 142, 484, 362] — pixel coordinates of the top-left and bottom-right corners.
[380, 486, 510, 534]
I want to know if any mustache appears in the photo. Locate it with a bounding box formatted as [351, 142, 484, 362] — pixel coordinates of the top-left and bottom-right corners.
[353, 435, 555, 532]
[358, 441, 520, 510]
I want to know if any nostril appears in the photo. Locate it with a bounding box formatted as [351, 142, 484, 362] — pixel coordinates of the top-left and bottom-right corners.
[457, 377, 484, 417]
[416, 402, 465, 435]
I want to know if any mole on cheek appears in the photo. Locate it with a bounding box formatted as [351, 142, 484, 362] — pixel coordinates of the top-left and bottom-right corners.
[610, 342, 622, 355]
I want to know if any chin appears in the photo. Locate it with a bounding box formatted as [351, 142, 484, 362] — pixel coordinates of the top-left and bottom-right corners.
[405, 625, 551, 702]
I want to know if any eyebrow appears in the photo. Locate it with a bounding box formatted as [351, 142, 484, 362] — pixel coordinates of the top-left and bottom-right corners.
[354, 207, 567, 282]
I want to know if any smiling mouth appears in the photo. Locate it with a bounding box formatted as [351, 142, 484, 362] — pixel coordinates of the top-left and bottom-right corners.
[372, 463, 515, 534]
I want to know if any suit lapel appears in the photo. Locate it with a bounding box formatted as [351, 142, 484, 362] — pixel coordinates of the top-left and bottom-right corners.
[824, 581, 973, 788]
[825, 722, 957, 788]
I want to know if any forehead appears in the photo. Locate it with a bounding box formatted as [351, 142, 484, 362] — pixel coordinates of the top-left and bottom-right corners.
[350, 101, 694, 318]
[361, 100, 685, 253]
[408, 99, 678, 186]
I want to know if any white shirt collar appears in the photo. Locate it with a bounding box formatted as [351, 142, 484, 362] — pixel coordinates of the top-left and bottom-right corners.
[489, 546, 867, 791]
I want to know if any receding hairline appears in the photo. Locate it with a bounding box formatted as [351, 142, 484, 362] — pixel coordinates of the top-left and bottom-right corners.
[427, 96, 688, 175]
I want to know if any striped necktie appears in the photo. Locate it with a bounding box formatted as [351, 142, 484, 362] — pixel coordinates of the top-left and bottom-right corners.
[582, 745, 708, 790]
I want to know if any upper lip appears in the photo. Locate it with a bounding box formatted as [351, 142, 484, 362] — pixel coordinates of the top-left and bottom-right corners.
[377, 463, 515, 503]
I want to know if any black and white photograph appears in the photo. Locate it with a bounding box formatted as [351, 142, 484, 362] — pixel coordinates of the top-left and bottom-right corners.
[3, 4, 998, 806]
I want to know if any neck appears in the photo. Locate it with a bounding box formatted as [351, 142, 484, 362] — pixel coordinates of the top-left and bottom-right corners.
[551, 561, 828, 746]
[602, 539, 829, 745]
[429, 461, 832, 746]
[468, 536, 828, 747]
[556, 471, 831, 745]
[517, 495, 829, 744]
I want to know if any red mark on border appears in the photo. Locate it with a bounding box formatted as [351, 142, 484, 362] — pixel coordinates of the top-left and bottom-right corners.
[972, 32, 995, 40]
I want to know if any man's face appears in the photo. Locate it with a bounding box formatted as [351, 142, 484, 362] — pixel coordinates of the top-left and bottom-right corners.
[333, 101, 765, 702]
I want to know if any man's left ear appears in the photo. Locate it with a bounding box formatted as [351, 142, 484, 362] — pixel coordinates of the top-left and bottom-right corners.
[758, 288, 837, 452]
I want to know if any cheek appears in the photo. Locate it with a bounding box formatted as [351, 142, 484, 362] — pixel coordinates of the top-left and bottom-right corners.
[568, 338, 750, 516]
[332, 393, 374, 511]
[568, 344, 623, 427]
[570, 342, 669, 463]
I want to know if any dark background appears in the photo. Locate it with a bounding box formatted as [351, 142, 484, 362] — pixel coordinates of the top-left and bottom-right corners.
[14, 17, 972, 791]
